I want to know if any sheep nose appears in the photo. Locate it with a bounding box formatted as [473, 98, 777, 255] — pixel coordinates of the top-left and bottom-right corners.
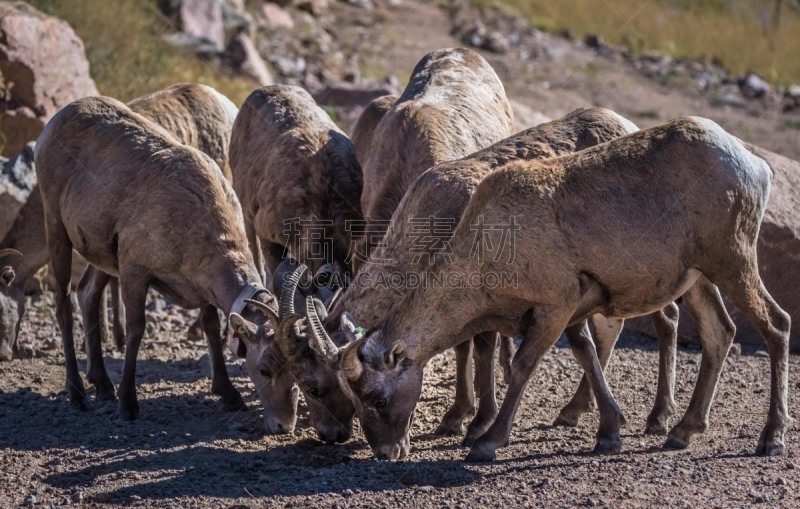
[373, 444, 403, 461]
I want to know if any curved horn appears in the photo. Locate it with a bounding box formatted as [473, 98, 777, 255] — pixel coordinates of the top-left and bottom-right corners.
[0, 249, 22, 258]
[244, 298, 280, 335]
[280, 263, 307, 318]
[306, 296, 338, 363]
[324, 287, 342, 310]
[277, 313, 302, 360]
[341, 339, 365, 381]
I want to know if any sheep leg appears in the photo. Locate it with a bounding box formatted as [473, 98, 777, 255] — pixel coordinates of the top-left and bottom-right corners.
[498, 335, 515, 384]
[701, 270, 790, 456]
[115, 269, 149, 421]
[645, 302, 679, 435]
[466, 306, 571, 462]
[564, 320, 625, 454]
[462, 331, 500, 446]
[202, 304, 246, 411]
[554, 315, 624, 427]
[77, 265, 116, 402]
[109, 277, 126, 351]
[48, 221, 88, 410]
[436, 339, 475, 435]
[664, 277, 735, 450]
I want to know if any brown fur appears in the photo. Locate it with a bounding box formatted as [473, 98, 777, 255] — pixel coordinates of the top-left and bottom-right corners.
[303, 108, 641, 455]
[0, 83, 239, 358]
[341, 116, 790, 462]
[35, 97, 295, 428]
[229, 85, 363, 283]
[358, 48, 514, 259]
[349, 95, 397, 169]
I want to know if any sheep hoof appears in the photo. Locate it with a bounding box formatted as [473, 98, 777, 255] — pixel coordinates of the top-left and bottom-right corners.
[663, 435, 689, 450]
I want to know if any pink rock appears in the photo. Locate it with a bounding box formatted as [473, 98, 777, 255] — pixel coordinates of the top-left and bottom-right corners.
[180, 0, 225, 49]
[261, 3, 295, 30]
[0, 1, 98, 158]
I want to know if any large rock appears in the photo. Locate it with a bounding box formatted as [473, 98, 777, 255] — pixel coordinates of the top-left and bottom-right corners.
[223, 32, 273, 86]
[626, 145, 800, 351]
[160, 0, 225, 50]
[0, 141, 35, 238]
[0, 1, 98, 158]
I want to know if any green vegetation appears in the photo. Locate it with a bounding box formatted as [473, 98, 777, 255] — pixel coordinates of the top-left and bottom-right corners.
[474, 0, 800, 86]
[27, 0, 257, 105]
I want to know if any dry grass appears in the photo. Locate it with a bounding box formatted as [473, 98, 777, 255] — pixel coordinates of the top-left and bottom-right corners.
[480, 0, 800, 87]
[27, 0, 258, 105]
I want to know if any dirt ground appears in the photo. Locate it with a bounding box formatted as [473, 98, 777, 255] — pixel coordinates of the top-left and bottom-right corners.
[2, 2, 800, 507]
[0, 292, 798, 508]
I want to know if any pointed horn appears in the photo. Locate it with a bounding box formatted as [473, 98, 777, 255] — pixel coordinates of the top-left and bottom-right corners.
[341, 339, 365, 381]
[280, 263, 307, 318]
[0, 249, 22, 258]
[324, 287, 342, 310]
[277, 313, 302, 360]
[306, 296, 338, 363]
[244, 298, 280, 335]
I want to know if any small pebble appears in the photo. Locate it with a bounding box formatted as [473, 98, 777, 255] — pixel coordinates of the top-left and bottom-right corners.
[24, 494, 36, 506]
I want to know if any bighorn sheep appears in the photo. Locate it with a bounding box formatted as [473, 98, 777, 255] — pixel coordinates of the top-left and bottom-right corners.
[307, 117, 789, 461]
[351, 48, 517, 434]
[227, 84, 364, 442]
[35, 96, 300, 434]
[0, 83, 239, 358]
[287, 107, 676, 447]
[358, 48, 514, 260]
[229, 84, 363, 287]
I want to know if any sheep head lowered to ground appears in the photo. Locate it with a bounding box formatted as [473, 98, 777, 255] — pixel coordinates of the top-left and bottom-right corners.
[229, 258, 355, 444]
[229, 84, 363, 287]
[35, 96, 300, 433]
[0, 83, 239, 358]
[277, 107, 638, 453]
[308, 117, 789, 462]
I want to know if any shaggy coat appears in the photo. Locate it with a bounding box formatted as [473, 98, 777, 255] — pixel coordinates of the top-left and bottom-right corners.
[229, 85, 363, 284]
[336, 117, 789, 462]
[35, 96, 290, 428]
[0, 83, 239, 358]
[358, 48, 514, 259]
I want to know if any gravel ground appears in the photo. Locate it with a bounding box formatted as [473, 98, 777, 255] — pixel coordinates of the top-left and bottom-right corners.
[0, 294, 797, 508]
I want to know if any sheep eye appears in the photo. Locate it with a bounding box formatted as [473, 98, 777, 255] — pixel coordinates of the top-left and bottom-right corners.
[307, 388, 320, 398]
[259, 369, 272, 379]
[375, 398, 387, 408]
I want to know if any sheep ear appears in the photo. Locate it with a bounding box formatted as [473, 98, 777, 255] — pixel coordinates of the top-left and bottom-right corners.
[387, 340, 406, 368]
[340, 311, 366, 343]
[0, 266, 15, 290]
[229, 313, 258, 348]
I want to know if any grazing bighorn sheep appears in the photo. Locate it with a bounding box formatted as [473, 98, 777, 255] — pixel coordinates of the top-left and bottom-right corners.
[35, 96, 299, 434]
[350, 48, 516, 435]
[229, 84, 363, 287]
[230, 258, 355, 443]
[228, 84, 364, 442]
[308, 116, 789, 461]
[0, 83, 239, 357]
[287, 107, 675, 448]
